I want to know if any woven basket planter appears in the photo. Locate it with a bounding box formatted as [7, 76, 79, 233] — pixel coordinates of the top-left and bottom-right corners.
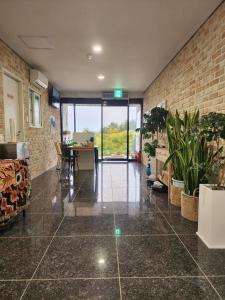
[181, 192, 199, 222]
[170, 184, 182, 207]
[161, 170, 169, 186]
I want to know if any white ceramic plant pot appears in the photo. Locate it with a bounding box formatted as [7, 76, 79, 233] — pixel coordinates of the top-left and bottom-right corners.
[197, 184, 225, 249]
[172, 178, 184, 188]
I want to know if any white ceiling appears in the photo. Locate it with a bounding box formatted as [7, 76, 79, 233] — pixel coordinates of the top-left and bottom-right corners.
[0, 0, 222, 94]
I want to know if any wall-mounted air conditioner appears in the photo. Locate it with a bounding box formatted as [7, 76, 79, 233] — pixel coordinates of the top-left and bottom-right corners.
[30, 69, 48, 89]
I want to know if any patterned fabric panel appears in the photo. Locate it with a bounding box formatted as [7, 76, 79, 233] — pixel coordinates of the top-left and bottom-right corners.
[0, 161, 16, 192]
[0, 159, 30, 222]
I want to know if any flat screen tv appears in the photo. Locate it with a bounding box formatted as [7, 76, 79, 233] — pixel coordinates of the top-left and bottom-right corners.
[49, 86, 60, 108]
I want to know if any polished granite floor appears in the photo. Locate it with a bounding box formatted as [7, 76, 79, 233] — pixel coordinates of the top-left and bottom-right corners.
[1, 162, 225, 299]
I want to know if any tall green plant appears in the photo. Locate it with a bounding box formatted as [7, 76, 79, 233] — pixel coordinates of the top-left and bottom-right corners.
[200, 112, 225, 187]
[165, 110, 215, 196]
[165, 111, 184, 181]
[177, 130, 214, 196]
[138, 106, 168, 157]
[140, 107, 168, 139]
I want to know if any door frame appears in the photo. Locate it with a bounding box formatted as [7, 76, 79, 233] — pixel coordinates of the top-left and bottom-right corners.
[60, 97, 143, 162]
[2, 67, 25, 141]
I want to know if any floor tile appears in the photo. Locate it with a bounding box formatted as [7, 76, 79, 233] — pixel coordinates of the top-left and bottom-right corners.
[121, 277, 219, 300]
[28, 191, 64, 214]
[0, 281, 27, 300]
[99, 189, 113, 202]
[0, 214, 63, 237]
[2, 162, 225, 299]
[65, 201, 114, 217]
[180, 235, 225, 276]
[209, 277, 225, 299]
[118, 235, 201, 277]
[113, 201, 157, 215]
[0, 237, 51, 279]
[76, 189, 99, 200]
[163, 212, 198, 235]
[24, 279, 120, 299]
[115, 212, 173, 235]
[35, 236, 118, 279]
[151, 191, 180, 213]
[57, 215, 114, 236]
[112, 188, 128, 202]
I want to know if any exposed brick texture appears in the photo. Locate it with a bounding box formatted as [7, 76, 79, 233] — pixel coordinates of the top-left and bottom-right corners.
[143, 2, 225, 165]
[0, 40, 60, 178]
[144, 3, 225, 114]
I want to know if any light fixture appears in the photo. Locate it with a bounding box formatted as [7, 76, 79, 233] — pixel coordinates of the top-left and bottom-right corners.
[93, 44, 102, 53]
[98, 258, 105, 265]
[97, 74, 105, 80]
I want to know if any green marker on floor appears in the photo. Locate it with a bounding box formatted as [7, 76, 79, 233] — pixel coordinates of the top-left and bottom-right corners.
[115, 228, 121, 236]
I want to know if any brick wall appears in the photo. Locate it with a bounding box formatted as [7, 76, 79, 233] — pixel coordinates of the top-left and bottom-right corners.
[144, 2, 225, 114]
[0, 40, 60, 178]
[143, 2, 225, 164]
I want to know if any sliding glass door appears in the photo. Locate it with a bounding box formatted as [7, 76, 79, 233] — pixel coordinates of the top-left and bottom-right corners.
[103, 105, 128, 160]
[129, 103, 142, 159]
[75, 104, 102, 159]
[61, 100, 142, 161]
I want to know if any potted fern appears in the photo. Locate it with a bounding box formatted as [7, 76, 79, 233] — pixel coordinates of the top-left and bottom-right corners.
[197, 112, 225, 248]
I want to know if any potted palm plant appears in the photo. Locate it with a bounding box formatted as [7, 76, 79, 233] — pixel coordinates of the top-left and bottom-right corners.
[197, 112, 225, 248]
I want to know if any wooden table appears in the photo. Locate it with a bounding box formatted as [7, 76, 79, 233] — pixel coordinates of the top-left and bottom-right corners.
[69, 146, 98, 170]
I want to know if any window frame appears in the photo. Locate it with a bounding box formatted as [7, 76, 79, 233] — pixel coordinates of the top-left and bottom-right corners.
[29, 88, 42, 128]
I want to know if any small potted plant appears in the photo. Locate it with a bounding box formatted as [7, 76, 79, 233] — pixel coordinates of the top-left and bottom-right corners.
[197, 112, 225, 248]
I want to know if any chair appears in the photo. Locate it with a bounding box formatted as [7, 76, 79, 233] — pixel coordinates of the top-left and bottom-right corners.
[54, 142, 79, 173]
[54, 142, 63, 170]
[54, 142, 70, 171]
[61, 144, 79, 173]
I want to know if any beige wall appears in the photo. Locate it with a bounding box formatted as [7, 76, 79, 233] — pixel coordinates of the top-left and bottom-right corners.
[143, 2, 225, 165]
[0, 40, 60, 178]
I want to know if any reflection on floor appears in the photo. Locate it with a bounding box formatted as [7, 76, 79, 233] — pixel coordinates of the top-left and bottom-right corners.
[0, 162, 224, 299]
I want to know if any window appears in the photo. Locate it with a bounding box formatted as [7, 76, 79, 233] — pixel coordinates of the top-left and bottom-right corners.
[29, 90, 42, 127]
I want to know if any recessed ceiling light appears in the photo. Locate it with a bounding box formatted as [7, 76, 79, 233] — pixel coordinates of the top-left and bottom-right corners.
[98, 258, 105, 265]
[97, 74, 105, 80]
[93, 44, 102, 53]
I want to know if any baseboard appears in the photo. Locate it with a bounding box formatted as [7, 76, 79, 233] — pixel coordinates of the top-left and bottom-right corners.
[31, 164, 57, 180]
[196, 232, 225, 249]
